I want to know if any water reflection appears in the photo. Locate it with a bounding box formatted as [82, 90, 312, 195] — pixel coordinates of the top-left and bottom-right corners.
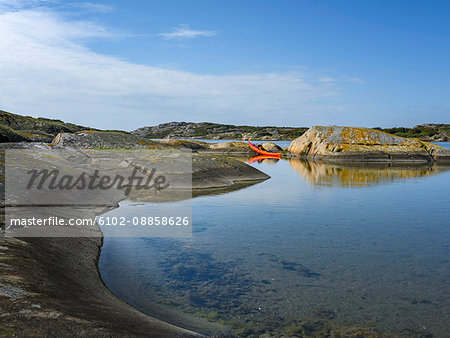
[126, 180, 265, 202]
[248, 155, 280, 164]
[289, 159, 450, 187]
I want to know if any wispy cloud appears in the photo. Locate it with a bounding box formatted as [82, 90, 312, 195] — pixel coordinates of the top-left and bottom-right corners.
[0, 4, 339, 129]
[68, 2, 114, 13]
[318, 76, 337, 83]
[158, 24, 217, 40]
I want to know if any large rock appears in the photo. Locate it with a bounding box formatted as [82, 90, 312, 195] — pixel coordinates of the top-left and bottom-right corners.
[288, 126, 450, 162]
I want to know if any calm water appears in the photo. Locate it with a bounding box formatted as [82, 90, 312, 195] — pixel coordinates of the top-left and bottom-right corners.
[99, 143, 450, 337]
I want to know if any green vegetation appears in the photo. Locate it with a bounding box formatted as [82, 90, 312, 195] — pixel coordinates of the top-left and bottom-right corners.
[0, 110, 94, 142]
[135, 122, 309, 140]
[138, 122, 449, 141]
[374, 125, 450, 140]
[0, 124, 29, 142]
[0, 326, 18, 336]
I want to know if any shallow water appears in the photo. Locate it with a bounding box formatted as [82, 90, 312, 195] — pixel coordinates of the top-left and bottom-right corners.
[99, 142, 450, 336]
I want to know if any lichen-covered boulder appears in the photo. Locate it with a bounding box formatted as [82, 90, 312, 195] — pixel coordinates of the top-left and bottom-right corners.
[288, 126, 450, 162]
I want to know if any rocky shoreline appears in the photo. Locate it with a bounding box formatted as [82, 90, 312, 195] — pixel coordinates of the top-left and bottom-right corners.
[0, 144, 269, 336]
[0, 237, 204, 337]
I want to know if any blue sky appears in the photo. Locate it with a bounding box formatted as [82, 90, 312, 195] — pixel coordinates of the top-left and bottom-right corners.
[0, 0, 449, 130]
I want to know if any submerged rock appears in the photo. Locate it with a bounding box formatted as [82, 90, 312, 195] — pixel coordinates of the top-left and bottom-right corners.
[288, 126, 450, 162]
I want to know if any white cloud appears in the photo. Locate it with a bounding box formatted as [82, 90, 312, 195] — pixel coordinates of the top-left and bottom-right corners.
[318, 76, 337, 83]
[0, 9, 116, 45]
[0, 5, 339, 130]
[158, 24, 217, 40]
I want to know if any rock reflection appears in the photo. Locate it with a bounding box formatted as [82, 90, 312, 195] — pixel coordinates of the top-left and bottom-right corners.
[289, 159, 450, 187]
[127, 180, 264, 202]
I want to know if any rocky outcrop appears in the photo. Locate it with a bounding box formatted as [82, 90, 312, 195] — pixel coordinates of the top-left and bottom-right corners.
[133, 122, 307, 141]
[288, 126, 450, 162]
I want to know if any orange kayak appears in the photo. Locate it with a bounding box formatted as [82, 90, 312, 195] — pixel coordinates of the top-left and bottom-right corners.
[248, 141, 281, 157]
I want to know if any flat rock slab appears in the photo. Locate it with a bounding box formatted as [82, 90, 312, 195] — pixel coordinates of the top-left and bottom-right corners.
[288, 126, 450, 162]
